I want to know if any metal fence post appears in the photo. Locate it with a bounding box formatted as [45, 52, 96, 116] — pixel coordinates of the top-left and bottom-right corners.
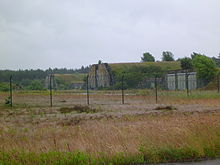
[9, 75, 13, 107]
[185, 71, 189, 97]
[49, 74, 53, 107]
[217, 73, 220, 93]
[87, 75, 90, 105]
[121, 74, 125, 104]
[155, 75, 158, 103]
[175, 70, 178, 90]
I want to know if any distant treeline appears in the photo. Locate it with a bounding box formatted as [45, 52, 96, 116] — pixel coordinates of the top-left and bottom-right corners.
[0, 66, 89, 82]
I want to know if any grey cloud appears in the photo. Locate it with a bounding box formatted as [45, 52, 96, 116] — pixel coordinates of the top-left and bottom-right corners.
[0, 0, 220, 69]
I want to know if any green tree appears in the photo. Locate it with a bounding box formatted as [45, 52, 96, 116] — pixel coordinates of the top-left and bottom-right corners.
[141, 52, 155, 62]
[98, 60, 102, 64]
[162, 51, 174, 61]
[212, 53, 220, 67]
[180, 57, 193, 70]
[191, 52, 201, 59]
[112, 65, 163, 89]
[28, 80, 44, 90]
[192, 54, 217, 82]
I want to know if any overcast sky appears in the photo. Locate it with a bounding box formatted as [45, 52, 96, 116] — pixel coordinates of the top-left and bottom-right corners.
[0, 0, 220, 70]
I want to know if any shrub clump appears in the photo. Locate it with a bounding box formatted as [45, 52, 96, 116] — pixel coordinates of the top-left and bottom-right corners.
[4, 96, 12, 106]
[59, 105, 100, 114]
[154, 105, 177, 111]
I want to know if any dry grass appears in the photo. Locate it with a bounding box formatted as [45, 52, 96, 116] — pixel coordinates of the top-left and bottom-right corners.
[0, 111, 219, 157]
[59, 105, 100, 114]
[1, 89, 220, 108]
[0, 90, 220, 164]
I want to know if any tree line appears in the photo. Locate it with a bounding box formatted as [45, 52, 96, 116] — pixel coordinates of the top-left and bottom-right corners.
[0, 66, 89, 82]
[141, 51, 175, 62]
[0, 67, 89, 91]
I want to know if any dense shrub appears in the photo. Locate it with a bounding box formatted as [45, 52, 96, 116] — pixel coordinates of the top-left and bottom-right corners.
[112, 65, 164, 89]
[192, 55, 217, 82]
[0, 82, 9, 92]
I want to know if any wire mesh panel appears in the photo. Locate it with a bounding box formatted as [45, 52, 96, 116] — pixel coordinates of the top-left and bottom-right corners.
[1, 71, 220, 108]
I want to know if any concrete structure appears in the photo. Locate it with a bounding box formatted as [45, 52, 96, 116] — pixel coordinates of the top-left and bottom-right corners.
[45, 75, 57, 89]
[88, 63, 114, 89]
[166, 72, 197, 90]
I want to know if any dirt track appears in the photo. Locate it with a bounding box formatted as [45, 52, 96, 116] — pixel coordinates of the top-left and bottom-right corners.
[156, 159, 220, 165]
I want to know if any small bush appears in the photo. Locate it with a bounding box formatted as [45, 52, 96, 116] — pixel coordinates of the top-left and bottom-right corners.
[154, 105, 177, 111]
[4, 96, 11, 106]
[59, 105, 100, 114]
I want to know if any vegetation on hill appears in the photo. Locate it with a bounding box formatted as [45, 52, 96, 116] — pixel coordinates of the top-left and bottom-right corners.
[109, 61, 181, 89]
[54, 73, 86, 90]
[55, 74, 86, 84]
[109, 61, 181, 72]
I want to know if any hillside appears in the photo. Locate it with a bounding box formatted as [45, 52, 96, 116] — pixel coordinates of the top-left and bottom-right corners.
[54, 73, 86, 84]
[109, 61, 181, 72]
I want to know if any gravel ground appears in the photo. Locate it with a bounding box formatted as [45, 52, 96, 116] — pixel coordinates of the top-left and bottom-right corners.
[155, 159, 220, 165]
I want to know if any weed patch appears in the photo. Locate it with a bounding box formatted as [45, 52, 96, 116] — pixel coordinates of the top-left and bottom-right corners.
[59, 105, 100, 114]
[154, 105, 177, 111]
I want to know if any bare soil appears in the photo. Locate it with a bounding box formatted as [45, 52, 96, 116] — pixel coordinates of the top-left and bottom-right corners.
[1, 91, 220, 128]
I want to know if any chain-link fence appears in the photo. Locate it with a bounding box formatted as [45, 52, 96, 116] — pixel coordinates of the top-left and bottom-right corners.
[1, 72, 220, 108]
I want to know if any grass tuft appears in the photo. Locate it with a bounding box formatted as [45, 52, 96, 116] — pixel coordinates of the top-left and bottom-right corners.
[154, 105, 177, 111]
[59, 105, 100, 114]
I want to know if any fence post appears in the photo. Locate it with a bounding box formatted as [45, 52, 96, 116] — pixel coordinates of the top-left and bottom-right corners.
[121, 74, 125, 104]
[87, 75, 90, 105]
[9, 75, 13, 107]
[175, 70, 178, 90]
[217, 73, 220, 93]
[155, 75, 158, 103]
[185, 71, 189, 97]
[49, 74, 53, 107]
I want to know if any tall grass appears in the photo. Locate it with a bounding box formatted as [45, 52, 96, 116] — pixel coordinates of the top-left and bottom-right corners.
[0, 111, 220, 164]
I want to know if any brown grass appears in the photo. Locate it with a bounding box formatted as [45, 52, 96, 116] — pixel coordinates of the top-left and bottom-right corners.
[0, 90, 220, 163]
[59, 105, 100, 113]
[1, 90, 220, 108]
[0, 110, 219, 158]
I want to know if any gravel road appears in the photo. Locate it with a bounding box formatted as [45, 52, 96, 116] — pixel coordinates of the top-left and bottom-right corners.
[156, 159, 220, 165]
